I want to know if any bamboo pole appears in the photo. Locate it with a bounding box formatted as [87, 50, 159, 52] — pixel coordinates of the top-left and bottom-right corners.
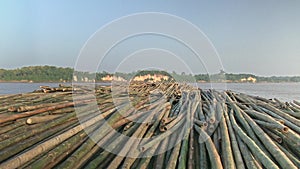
[236, 135, 260, 169]
[26, 114, 62, 124]
[219, 113, 235, 169]
[229, 111, 279, 169]
[0, 103, 114, 168]
[243, 109, 297, 169]
[140, 117, 185, 152]
[0, 83, 299, 168]
[84, 122, 139, 169]
[0, 99, 94, 124]
[194, 124, 223, 169]
[224, 109, 245, 169]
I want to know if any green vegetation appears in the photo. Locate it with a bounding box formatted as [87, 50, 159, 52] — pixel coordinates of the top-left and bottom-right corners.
[0, 66, 73, 82]
[0, 66, 299, 83]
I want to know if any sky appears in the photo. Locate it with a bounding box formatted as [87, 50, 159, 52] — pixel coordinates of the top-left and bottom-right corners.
[0, 1, 299, 76]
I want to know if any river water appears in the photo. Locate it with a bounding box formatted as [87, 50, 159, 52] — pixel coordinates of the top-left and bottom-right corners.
[0, 82, 299, 102]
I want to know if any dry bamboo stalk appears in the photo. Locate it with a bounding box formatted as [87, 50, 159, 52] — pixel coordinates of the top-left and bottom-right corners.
[229, 112, 280, 169]
[50, 107, 75, 114]
[0, 103, 115, 169]
[257, 102, 300, 126]
[69, 129, 116, 168]
[243, 110, 297, 169]
[26, 114, 62, 124]
[254, 119, 288, 132]
[137, 135, 163, 168]
[136, 105, 170, 168]
[142, 112, 185, 148]
[57, 105, 137, 168]
[199, 142, 208, 169]
[177, 100, 193, 169]
[262, 128, 283, 143]
[194, 119, 208, 127]
[0, 119, 25, 135]
[166, 139, 181, 169]
[269, 129, 300, 156]
[0, 120, 78, 162]
[0, 99, 94, 124]
[219, 113, 235, 169]
[161, 113, 185, 131]
[26, 124, 97, 169]
[187, 97, 198, 169]
[121, 124, 151, 169]
[188, 127, 194, 169]
[194, 124, 223, 169]
[282, 129, 300, 147]
[108, 123, 150, 169]
[244, 109, 289, 133]
[17, 102, 67, 112]
[212, 129, 220, 154]
[224, 109, 245, 169]
[161, 116, 176, 125]
[154, 140, 169, 169]
[164, 131, 181, 166]
[226, 93, 274, 159]
[193, 130, 200, 169]
[294, 100, 300, 106]
[85, 122, 139, 169]
[124, 121, 135, 131]
[236, 135, 260, 169]
[260, 107, 300, 133]
[274, 142, 300, 168]
[0, 113, 77, 151]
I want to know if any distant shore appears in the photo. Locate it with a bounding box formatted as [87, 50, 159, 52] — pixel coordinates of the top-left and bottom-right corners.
[1, 66, 300, 83]
[0, 80, 300, 84]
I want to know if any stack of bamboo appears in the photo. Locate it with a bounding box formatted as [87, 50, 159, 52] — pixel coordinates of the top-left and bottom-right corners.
[0, 83, 299, 169]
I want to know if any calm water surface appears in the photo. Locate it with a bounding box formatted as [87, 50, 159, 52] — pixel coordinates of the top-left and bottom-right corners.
[196, 83, 300, 102]
[0, 82, 299, 102]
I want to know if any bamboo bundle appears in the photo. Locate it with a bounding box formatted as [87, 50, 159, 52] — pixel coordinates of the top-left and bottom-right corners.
[0, 82, 299, 169]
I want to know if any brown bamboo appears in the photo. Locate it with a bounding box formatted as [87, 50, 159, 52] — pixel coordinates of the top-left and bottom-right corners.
[26, 114, 62, 124]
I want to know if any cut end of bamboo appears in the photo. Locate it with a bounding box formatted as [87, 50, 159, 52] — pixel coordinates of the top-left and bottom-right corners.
[209, 118, 215, 124]
[276, 138, 283, 143]
[26, 118, 33, 124]
[278, 120, 285, 124]
[282, 127, 289, 133]
[140, 146, 145, 152]
[8, 106, 17, 112]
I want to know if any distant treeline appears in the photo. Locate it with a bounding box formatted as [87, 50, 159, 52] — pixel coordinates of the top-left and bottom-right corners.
[0, 66, 300, 83]
[0, 66, 73, 82]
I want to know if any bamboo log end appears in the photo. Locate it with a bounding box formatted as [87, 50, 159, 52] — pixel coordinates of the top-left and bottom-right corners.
[26, 118, 33, 124]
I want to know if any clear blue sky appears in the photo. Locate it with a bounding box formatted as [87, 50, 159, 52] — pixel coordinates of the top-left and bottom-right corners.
[0, 1, 299, 76]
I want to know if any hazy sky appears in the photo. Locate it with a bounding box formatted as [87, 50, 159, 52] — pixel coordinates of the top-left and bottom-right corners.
[0, 1, 299, 76]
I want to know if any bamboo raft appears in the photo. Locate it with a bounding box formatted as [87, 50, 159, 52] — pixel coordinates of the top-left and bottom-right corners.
[0, 82, 299, 169]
